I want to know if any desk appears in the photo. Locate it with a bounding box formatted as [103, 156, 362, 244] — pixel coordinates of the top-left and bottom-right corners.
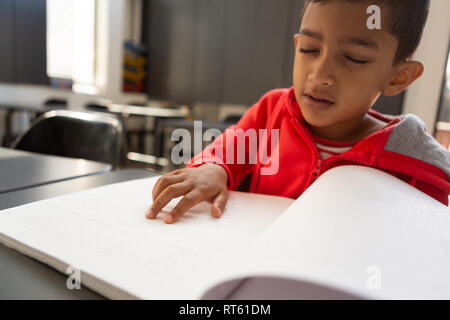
[107, 103, 189, 118]
[90, 103, 189, 167]
[0, 169, 159, 299]
[0, 147, 112, 194]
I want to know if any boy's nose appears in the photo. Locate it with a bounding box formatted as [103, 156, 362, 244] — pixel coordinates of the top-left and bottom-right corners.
[308, 57, 335, 86]
[308, 73, 334, 86]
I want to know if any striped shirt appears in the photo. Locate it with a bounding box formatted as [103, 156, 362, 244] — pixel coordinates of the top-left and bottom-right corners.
[312, 134, 360, 160]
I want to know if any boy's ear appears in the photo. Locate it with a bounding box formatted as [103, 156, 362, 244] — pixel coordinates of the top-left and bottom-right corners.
[382, 61, 424, 97]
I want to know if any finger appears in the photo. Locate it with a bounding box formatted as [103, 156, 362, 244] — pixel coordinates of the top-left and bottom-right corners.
[164, 190, 204, 224]
[147, 182, 192, 219]
[151, 169, 184, 197]
[210, 190, 228, 218]
[169, 169, 184, 175]
[152, 174, 185, 201]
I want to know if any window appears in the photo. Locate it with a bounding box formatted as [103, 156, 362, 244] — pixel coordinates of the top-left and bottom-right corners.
[46, 0, 96, 92]
[436, 47, 450, 123]
[434, 46, 450, 151]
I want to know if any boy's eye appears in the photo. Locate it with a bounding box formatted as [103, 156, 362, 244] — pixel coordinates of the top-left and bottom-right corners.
[299, 48, 319, 54]
[299, 48, 369, 65]
[345, 55, 369, 65]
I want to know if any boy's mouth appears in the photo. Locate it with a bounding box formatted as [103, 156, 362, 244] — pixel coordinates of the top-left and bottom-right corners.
[303, 92, 335, 110]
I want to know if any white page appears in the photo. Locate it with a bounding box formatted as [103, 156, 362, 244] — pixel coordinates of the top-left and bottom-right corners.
[202, 166, 450, 299]
[0, 176, 294, 299]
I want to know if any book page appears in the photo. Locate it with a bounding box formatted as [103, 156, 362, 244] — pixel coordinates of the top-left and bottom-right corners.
[202, 166, 450, 299]
[0, 176, 293, 299]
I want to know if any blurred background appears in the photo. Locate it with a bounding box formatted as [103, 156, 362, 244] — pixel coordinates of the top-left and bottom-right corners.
[0, 0, 449, 174]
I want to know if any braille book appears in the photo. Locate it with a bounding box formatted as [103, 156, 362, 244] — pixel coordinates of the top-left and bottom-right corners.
[1, 166, 449, 299]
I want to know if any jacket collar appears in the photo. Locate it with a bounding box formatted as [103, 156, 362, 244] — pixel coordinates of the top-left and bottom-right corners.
[284, 86, 403, 164]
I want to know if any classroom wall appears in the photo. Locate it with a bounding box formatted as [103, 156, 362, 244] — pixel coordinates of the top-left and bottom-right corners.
[143, 0, 304, 106]
[0, 0, 48, 85]
[143, 0, 405, 115]
[403, 0, 450, 133]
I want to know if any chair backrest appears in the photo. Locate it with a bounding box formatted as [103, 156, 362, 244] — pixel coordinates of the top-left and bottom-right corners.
[12, 110, 123, 169]
[43, 98, 68, 109]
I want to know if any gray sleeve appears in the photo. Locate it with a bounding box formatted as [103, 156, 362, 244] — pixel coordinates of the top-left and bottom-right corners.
[384, 114, 450, 181]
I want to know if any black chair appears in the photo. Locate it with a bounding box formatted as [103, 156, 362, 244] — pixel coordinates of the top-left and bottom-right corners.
[11, 110, 123, 169]
[43, 98, 68, 109]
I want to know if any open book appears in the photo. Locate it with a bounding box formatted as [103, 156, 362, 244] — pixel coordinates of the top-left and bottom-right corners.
[0, 166, 449, 299]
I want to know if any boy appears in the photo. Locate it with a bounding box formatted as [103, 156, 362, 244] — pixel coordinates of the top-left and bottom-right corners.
[146, 0, 450, 224]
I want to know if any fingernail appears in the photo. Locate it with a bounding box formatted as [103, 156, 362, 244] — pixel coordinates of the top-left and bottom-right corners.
[146, 209, 154, 219]
[165, 216, 174, 224]
[214, 206, 222, 218]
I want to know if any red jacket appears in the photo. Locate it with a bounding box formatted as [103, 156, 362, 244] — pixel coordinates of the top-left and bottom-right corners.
[187, 87, 450, 206]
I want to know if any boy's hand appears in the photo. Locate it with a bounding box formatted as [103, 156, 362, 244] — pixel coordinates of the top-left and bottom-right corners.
[146, 164, 229, 224]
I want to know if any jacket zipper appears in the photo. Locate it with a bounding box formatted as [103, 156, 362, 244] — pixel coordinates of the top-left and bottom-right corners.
[333, 154, 372, 167]
[291, 117, 372, 180]
[315, 153, 373, 181]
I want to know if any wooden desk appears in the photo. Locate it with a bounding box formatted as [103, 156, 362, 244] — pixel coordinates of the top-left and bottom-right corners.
[0, 147, 112, 194]
[0, 169, 159, 299]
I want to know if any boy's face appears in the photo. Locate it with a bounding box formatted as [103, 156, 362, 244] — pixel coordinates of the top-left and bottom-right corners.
[293, 1, 400, 140]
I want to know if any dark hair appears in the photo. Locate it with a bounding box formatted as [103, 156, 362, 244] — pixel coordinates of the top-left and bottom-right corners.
[301, 0, 430, 65]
